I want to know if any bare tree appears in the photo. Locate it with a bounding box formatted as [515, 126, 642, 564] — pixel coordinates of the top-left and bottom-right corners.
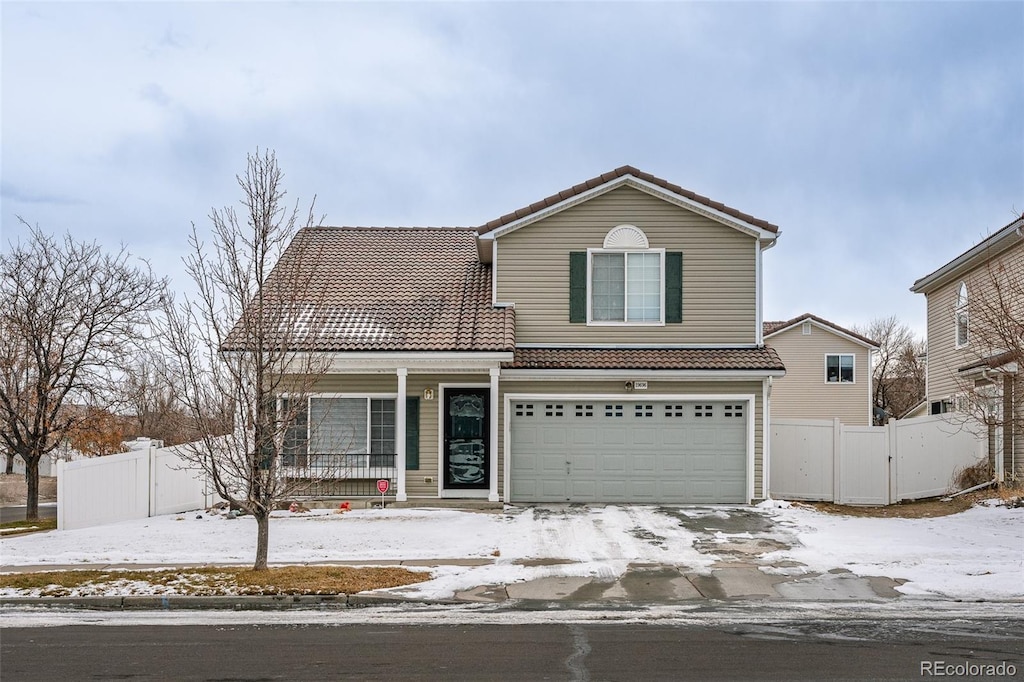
[120, 348, 196, 446]
[0, 225, 165, 519]
[161, 149, 329, 571]
[854, 316, 926, 422]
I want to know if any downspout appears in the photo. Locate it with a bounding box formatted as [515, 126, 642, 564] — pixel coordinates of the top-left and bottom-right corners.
[762, 376, 772, 500]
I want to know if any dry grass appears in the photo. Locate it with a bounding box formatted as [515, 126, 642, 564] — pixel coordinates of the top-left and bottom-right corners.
[954, 460, 995, 490]
[803, 483, 1024, 519]
[0, 518, 58, 536]
[805, 496, 974, 519]
[0, 474, 57, 505]
[0, 565, 429, 597]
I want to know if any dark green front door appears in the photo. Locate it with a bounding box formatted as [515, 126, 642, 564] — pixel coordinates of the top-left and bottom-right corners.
[443, 388, 489, 489]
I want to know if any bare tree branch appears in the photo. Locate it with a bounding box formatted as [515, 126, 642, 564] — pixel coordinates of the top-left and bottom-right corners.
[0, 223, 166, 518]
[159, 149, 329, 570]
[853, 316, 925, 422]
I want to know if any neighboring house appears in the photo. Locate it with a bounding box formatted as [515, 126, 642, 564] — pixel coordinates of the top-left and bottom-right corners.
[763, 313, 879, 425]
[910, 215, 1024, 481]
[261, 166, 786, 504]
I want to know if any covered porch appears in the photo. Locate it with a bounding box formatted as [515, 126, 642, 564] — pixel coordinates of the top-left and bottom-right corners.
[281, 353, 509, 502]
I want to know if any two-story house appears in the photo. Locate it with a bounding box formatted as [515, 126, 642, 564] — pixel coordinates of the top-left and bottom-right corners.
[910, 215, 1023, 481]
[264, 166, 785, 504]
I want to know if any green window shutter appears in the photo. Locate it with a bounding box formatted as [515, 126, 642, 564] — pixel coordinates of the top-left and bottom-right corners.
[569, 251, 587, 323]
[405, 397, 420, 470]
[665, 252, 683, 323]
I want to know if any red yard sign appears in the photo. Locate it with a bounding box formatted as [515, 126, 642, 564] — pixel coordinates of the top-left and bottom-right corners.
[376, 479, 390, 495]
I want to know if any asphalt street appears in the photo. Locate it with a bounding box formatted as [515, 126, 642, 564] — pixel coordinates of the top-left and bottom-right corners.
[0, 504, 56, 523]
[3, 618, 1022, 681]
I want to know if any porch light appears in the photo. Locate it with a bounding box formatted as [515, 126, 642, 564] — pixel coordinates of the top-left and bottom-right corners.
[423, 388, 435, 401]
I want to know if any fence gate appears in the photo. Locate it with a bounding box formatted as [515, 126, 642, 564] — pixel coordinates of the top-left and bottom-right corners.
[837, 426, 888, 505]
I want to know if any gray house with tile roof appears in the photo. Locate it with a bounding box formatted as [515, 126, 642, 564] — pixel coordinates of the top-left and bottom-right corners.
[261, 167, 786, 504]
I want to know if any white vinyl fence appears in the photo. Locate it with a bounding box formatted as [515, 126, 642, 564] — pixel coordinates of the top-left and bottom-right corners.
[56, 444, 213, 531]
[770, 414, 986, 505]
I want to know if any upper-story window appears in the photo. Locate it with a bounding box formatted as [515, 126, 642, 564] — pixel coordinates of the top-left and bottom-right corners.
[590, 225, 663, 324]
[568, 226, 682, 325]
[590, 251, 664, 322]
[825, 353, 854, 383]
[955, 282, 969, 348]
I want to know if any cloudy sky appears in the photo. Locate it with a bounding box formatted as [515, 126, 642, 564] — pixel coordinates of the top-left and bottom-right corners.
[2, 1, 1022, 338]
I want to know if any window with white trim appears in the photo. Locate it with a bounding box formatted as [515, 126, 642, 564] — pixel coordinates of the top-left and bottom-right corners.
[955, 282, 969, 348]
[588, 225, 664, 324]
[301, 397, 397, 467]
[825, 354, 855, 383]
[590, 251, 664, 322]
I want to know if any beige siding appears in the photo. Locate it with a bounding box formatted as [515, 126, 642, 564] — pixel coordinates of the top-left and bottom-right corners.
[495, 186, 758, 345]
[310, 373, 484, 499]
[498, 379, 765, 499]
[307, 374, 766, 501]
[924, 241, 1024, 404]
[767, 325, 873, 425]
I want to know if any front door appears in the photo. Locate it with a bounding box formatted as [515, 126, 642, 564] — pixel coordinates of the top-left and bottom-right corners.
[443, 388, 489, 489]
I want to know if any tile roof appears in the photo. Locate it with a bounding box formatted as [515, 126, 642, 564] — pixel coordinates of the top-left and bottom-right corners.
[763, 313, 879, 348]
[242, 227, 515, 352]
[504, 347, 785, 371]
[478, 165, 779, 235]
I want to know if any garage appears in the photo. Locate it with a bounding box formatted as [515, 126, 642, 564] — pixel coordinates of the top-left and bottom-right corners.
[509, 399, 748, 503]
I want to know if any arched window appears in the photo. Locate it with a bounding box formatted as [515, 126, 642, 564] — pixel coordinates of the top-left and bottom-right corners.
[955, 282, 969, 348]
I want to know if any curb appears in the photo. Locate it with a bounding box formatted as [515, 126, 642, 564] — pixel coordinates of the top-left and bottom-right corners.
[0, 594, 460, 611]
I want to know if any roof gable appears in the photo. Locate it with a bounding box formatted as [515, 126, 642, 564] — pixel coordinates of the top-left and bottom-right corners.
[478, 166, 779, 242]
[763, 313, 879, 349]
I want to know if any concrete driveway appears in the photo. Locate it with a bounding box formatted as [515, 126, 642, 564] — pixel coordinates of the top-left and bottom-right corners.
[449, 504, 906, 604]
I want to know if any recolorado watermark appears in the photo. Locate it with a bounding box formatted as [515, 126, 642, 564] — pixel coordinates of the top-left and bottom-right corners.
[921, 660, 1017, 677]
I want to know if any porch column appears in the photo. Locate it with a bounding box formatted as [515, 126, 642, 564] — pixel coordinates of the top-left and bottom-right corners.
[489, 368, 500, 502]
[396, 368, 408, 502]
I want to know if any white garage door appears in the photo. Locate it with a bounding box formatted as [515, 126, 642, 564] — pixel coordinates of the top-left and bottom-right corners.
[510, 400, 748, 503]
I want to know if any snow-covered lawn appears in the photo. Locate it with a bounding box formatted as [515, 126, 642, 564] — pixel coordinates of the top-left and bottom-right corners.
[761, 500, 1023, 601]
[1, 501, 1021, 601]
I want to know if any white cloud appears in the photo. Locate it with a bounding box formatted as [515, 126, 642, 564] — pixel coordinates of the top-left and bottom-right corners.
[1, 0, 1020, 333]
